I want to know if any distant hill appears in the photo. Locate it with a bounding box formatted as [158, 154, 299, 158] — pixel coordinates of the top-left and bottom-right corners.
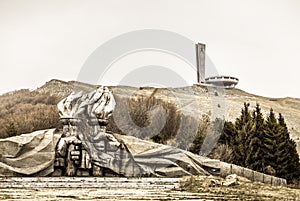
[35, 79, 95, 97]
[1, 79, 300, 155]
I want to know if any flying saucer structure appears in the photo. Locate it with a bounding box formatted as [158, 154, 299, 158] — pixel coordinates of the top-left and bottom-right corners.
[205, 76, 239, 88]
[196, 43, 239, 89]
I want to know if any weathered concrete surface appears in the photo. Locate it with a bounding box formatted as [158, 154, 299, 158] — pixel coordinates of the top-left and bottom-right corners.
[219, 161, 287, 186]
[0, 177, 180, 189]
[199, 157, 287, 187]
[0, 177, 197, 200]
[0, 177, 299, 200]
[0, 188, 202, 201]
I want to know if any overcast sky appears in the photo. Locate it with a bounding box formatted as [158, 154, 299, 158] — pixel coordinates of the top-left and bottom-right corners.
[0, 0, 300, 98]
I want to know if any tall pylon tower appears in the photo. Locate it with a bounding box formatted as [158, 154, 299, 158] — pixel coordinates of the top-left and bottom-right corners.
[196, 43, 206, 84]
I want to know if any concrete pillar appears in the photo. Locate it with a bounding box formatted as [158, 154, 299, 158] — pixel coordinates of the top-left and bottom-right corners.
[196, 43, 206, 83]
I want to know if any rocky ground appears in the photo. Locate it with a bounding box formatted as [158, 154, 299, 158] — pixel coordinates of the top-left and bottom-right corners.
[0, 177, 299, 200]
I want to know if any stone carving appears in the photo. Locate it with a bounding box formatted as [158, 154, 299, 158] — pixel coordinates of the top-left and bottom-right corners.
[55, 86, 118, 176]
[57, 91, 83, 117]
[57, 86, 115, 120]
[0, 85, 288, 186]
[92, 87, 116, 119]
[53, 86, 213, 177]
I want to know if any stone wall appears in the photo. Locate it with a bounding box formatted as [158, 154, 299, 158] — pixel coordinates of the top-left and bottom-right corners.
[219, 162, 287, 186]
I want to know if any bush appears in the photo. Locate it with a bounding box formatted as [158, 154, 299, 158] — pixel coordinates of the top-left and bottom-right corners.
[0, 90, 60, 138]
[108, 94, 181, 144]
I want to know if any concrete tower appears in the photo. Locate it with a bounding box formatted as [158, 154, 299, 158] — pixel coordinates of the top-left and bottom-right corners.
[196, 43, 206, 83]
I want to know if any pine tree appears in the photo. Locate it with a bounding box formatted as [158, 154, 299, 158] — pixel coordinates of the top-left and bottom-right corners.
[219, 121, 236, 146]
[246, 104, 265, 172]
[234, 120, 255, 167]
[277, 114, 300, 183]
[274, 113, 291, 179]
[232, 103, 253, 167]
[262, 108, 278, 174]
[235, 103, 251, 130]
[227, 103, 300, 183]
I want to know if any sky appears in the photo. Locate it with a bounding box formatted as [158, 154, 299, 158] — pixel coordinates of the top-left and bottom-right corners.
[0, 0, 300, 98]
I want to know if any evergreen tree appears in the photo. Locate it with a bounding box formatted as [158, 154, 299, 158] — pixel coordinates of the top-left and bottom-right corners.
[219, 121, 236, 146]
[235, 103, 251, 130]
[262, 108, 278, 174]
[246, 104, 265, 172]
[226, 103, 300, 183]
[232, 103, 253, 167]
[274, 113, 291, 179]
[277, 114, 300, 183]
[233, 120, 255, 167]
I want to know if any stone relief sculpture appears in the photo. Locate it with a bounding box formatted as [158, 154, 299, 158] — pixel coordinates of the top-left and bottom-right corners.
[57, 86, 115, 120]
[55, 86, 119, 176]
[57, 91, 83, 118]
[0, 85, 287, 186]
[0, 86, 211, 177]
[54, 86, 212, 177]
[92, 87, 116, 119]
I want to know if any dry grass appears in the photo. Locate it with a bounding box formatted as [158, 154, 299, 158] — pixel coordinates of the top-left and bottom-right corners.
[180, 175, 300, 200]
[0, 89, 60, 138]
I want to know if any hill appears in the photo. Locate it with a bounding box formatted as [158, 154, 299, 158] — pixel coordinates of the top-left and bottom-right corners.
[1, 79, 300, 156]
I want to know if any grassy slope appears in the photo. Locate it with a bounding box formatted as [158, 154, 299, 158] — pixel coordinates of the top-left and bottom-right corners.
[1, 79, 300, 154]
